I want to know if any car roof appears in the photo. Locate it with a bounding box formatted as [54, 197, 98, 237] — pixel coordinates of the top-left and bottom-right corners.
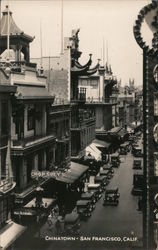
[88, 183, 100, 188]
[100, 170, 109, 174]
[106, 187, 118, 191]
[81, 192, 94, 198]
[95, 176, 106, 180]
[77, 200, 90, 205]
[64, 212, 79, 223]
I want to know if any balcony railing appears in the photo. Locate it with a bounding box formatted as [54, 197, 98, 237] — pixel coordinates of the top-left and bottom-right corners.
[71, 88, 86, 103]
[0, 177, 16, 194]
[12, 134, 56, 148]
[0, 61, 36, 72]
[86, 97, 117, 104]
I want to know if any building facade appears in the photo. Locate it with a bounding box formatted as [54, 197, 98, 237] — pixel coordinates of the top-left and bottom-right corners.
[0, 6, 56, 207]
[78, 65, 118, 133]
[31, 29, 98, 158]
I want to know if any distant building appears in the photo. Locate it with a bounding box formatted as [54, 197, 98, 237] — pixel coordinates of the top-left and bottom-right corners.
[78, 64, 118, 132]
[31, 29, 99, 158]
[0, 6, 55, 208]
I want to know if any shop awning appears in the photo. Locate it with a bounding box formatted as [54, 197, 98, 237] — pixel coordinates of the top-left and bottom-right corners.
[109, 127, 121, 134]
[92, 139, 111, 149]
[0, 221, 26, 249]
[85, 144, 102, 161]
[25, 198, 56, 208]
[15, 84, 54, 102]
[56, 161, 88, 184]
[117, 128, 128, 139]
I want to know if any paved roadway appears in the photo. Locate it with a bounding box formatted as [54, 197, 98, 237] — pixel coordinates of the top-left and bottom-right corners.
[14, 149, 143, 250]
[81, 152, 142, 238]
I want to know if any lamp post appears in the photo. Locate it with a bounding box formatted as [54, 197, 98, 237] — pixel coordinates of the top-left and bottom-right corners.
[134, 1, 158, 249]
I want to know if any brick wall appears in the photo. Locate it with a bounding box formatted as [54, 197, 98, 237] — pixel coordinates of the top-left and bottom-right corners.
[0, 69, 10, 85]
[45, 69, 69, 102]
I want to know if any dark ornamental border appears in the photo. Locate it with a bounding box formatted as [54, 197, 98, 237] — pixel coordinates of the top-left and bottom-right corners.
[133, 1, 158, 56]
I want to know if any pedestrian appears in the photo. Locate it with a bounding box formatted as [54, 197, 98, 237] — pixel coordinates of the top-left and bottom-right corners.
[138, 196, 142, 211]
[55, 217, 61, 235]
[47, 213, 53, 227]
[54, 204, 59, 217]
[51, 208, 55, 217]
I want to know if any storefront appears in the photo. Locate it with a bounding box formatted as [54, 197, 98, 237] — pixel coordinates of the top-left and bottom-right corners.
[54, 162, 89, 213]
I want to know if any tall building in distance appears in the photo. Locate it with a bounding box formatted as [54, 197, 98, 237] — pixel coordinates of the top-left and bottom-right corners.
[31, 29, 99, 158]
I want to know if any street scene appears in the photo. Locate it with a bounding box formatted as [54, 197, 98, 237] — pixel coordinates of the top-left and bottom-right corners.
[1, 0, 157, 250]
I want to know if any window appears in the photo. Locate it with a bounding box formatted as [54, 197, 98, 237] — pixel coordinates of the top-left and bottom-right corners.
[0, 200, 8, 227]
[1, 102, 8, 135]
[153, 65, 158, 84]
[154, 93, 158, 116]
[153, 124, 158, 144]
[1, 149, 7, 179]
[27, 106, 35, 130]
[154, 153, 158, 176]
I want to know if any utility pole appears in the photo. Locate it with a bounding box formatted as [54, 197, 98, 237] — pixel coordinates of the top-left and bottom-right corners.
[61, 0, 63, 54]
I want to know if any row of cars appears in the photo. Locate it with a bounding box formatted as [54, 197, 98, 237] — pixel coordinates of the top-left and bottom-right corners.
[64, 132, 143, 235]
[130, 133, 143, 196]
[63, 158, 121, 235]
[64, 156, 122, 234]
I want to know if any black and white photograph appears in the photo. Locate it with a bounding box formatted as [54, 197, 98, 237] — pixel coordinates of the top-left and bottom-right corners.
[0, 0, 157, 249]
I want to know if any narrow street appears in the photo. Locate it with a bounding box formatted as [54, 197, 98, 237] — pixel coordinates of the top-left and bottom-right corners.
[19, 149, 142, 250]
[81, 153, 142, 239]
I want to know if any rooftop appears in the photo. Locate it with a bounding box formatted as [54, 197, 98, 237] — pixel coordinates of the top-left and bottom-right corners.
[0, 5, 34, 42]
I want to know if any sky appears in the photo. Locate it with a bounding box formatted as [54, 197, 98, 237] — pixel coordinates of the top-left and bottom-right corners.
[1, 0, 151, 86]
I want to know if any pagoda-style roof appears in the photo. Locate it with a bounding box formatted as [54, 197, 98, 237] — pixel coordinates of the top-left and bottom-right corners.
[71, 54, 100, 77]
[0, 5, 34, 42]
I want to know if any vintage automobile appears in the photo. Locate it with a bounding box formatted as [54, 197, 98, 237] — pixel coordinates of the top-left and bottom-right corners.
[95, 176, 108, 190]
[76, 200, 92, 218]
[133, 158, 142, 170]
[80, 192, 96, 209]
[99, 169, 112, 179]
[110, 153, 120, 168]
[103, 163, 114, 175]
[132, 146, 142, 157]
[82, 156, 101, 176]
[128, 135, 137, 144]
[64, 212, 80, 235]
[87, 183, 102, 200]
[103, 187, 120, 206]
[132, 171, 143, 195]
[119, 142, 130, 155]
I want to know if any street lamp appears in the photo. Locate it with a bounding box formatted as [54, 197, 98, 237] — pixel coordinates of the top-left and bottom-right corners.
[133, 1, 158, 249]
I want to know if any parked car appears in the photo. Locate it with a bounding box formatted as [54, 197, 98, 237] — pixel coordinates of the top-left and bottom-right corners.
[64, 212, 80, 235]
[128, 135, 137, 144]
[99, 169, 112, 179]
[133, 158, 142, 170]
[80, 192, 96, 209]
[76, 200, 92, 218]
[110, 153, 120, 168]
[103, 187, 120, 206]
[103, 163, 114, 175]
[95, 176, 108, 190]
[132, 147, 142, 157]
[132, 171, 143, 196]
[87, 183, 102, 200]
[119, 142, 129, 155]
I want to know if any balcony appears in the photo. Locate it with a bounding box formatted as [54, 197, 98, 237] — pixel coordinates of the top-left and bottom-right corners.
[0, 61, 36, 73]
[86, 97, 117, 105]
[0, 178, 16, 195]
[71, 88, 86, 104]
[11, 134, 56, 156]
